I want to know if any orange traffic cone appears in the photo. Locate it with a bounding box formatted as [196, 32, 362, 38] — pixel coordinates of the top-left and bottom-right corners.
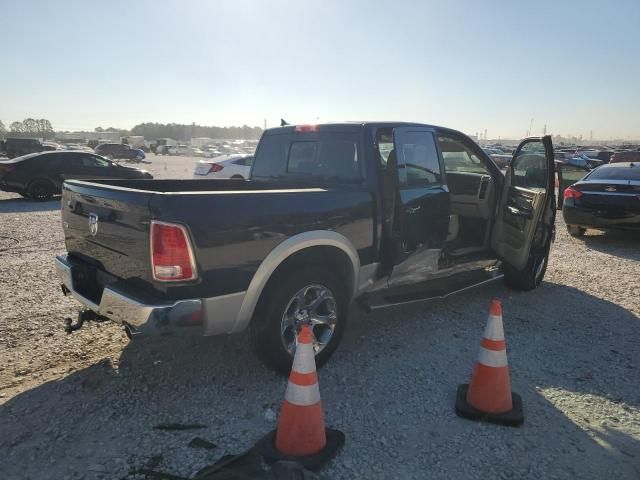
[256, 325, 344, 470]
[455, 299, 524, 426]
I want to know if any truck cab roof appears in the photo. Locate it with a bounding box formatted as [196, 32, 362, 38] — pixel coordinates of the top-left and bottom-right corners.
[263, 121, 469, 140]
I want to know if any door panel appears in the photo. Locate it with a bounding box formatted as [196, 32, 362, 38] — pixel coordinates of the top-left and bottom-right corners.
[491, 136, 554, 270]
[387, 127, 449, 286]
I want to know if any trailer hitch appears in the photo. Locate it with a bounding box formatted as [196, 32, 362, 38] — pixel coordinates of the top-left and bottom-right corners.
[64, 309, 107, 334]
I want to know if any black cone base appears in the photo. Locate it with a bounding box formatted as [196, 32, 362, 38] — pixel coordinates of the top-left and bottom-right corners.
[254, 427, 345, 471]
[455, 384, 524, 427]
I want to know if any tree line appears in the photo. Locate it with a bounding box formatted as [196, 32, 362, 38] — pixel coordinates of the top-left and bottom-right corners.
[0, 119, 263, 141]
[129, 122, 263, 140]
[1, 118, 55, 139]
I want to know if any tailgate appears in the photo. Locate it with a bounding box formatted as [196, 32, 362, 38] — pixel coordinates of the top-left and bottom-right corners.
[61, 180, 154, 282]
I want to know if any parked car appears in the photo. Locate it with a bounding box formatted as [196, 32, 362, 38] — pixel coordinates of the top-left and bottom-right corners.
[0, 151, 153, 200]
[190, 148, 206, 157]
[609, 151, 640, 163]
[562, 162, 640, 236]
[167, 145, 191, 155]
[573, 153, 603, 169]
[203, 148, 223, 158]
[555, 152, 601, 169]
[193, 154, 254, 179]
[483, 148, 512, 168]
[596, 150, 615, 163]
[94, 143, 145, 162]
[55, 122, 555, 373]
[1, 138, 55, 158]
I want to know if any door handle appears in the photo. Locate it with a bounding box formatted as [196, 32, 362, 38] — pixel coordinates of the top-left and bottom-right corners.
[405, 206, 421, 214]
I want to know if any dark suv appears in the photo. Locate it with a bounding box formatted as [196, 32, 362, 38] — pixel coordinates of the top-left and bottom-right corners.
[1, 138, 55, 158]
[0, 151, 153, 200]
[94, 143, 145, 161]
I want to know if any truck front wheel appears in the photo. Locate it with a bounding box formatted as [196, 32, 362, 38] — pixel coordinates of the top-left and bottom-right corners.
[249, 267, 348, 374]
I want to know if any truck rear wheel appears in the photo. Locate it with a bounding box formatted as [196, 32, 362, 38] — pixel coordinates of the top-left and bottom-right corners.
[249, 267, 348, 374]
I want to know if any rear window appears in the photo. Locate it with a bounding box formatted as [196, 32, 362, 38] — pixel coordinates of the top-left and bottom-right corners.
[587, 166, 640, 181]
[252, 132, 361, 183]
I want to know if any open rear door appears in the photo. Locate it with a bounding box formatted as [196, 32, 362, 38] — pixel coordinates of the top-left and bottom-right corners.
[491, 136, 555, 271]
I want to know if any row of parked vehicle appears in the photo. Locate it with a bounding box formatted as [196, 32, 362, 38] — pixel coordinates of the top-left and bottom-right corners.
[154, 141, 256, 158]
[0, 150, 152, 200]
[482, 143, 640, 171]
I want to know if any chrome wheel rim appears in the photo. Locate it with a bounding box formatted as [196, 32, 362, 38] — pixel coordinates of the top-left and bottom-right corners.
[281, 284, 338, 355]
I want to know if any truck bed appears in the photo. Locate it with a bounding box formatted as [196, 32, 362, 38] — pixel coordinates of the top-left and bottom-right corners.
[61, 178, 375, 303]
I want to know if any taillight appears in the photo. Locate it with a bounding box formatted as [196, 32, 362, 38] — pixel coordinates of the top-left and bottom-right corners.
[0, 165, 13, 174]
[150, 221, 197, 282]
[564, 187, 582, 199]
[208, 163, 223, 173]
[295, 124, 320, 132]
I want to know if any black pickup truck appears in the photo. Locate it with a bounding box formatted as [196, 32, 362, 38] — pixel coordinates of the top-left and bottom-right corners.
[56, 123, 555, 373]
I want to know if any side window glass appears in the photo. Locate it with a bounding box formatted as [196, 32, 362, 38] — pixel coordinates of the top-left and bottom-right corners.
[88, 155, 110, 167]
[397, 131, 441, 188]
[560, 165, 587, 184]
[437, 135, 489, 175]
[512, 141, 547, 190]
[251, 134, 289, 178]
[376, 129, 394, 168]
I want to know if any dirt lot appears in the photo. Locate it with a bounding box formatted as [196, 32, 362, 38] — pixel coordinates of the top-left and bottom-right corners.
[1, 155, 639, 479]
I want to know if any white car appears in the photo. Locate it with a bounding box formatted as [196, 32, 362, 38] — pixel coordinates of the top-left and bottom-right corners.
[167, 145, 191, 155]
[193, 154, 254, 179]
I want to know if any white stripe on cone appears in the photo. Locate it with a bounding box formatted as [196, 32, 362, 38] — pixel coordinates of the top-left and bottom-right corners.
[291, 341, 316, 374]
[477, 346, 509, 368]
[285, 382, 321, 406]
[483, 314, 505, 341]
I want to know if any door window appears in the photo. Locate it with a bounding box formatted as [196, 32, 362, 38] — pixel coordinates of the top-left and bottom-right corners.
[437, 134, 489, 175]
[396, 131, 442, 188]
[73, 154, 111, 168]
[87, 155, 111, 167]
[512, 141, 547, 190]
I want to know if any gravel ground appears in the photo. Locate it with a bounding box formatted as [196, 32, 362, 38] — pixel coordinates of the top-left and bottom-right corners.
[0, 155, 638, 479]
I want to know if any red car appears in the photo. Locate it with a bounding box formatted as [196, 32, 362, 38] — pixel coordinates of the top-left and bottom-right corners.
[610, 151, 640, 163]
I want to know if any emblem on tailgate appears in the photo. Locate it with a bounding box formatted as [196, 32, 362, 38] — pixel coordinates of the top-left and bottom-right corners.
[88, 213, 99, 236]
[604, 186, 616, 192]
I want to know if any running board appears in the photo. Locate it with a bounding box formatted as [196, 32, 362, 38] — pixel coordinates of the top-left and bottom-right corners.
[358, 270, 504, 312]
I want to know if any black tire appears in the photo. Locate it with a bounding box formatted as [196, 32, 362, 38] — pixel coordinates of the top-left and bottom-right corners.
[28, 179, 55, 201]
[230, 175, 244, 180]
[567, 224, 586, 237]
[503, 243, 551, 291]
[249, 267, 349, 374]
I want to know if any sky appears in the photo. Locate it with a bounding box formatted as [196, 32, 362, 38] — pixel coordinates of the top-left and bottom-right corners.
[0, 0, 639, 140]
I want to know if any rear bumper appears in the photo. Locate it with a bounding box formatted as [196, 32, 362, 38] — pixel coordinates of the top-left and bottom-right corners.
[55, 254, 246, 336]
[563, 204, 640, 230]
[0, 181, 25, 193]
